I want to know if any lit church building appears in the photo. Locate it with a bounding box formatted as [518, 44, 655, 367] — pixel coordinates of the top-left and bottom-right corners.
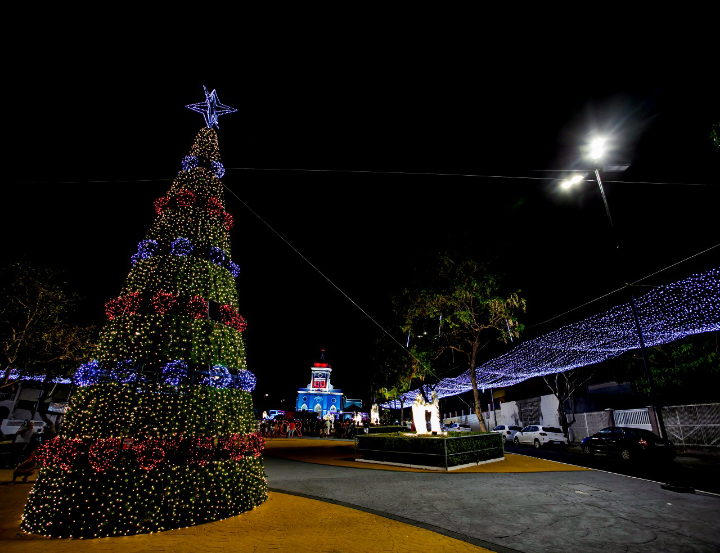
[295, 350, 347, 418]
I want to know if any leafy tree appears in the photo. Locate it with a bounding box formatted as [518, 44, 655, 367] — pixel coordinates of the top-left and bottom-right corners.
[370, 333, 425, 424]
[620, 331, 720, 404]
[398, 253, 526, 431]
[0, 262, 95, 387]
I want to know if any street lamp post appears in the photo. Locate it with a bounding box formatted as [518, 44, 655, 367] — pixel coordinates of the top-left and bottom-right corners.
[561, 138, 668, 439]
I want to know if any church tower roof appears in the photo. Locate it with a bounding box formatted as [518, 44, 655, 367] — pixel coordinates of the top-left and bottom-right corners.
[313, 348, 331, 368]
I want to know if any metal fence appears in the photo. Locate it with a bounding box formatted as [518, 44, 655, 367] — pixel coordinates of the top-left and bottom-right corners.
[568, 411, 610, 442]
[663, 403, 720, 449]
[567, 404, 720, 447]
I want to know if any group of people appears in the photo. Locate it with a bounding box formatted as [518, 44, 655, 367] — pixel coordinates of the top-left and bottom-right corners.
[4, 417, 61, 484]
[260, 417, 361, 439]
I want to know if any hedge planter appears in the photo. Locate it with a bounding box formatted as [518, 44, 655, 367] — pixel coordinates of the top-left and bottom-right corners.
[352, 426, 408, 437]
[354, 432, 503, 471]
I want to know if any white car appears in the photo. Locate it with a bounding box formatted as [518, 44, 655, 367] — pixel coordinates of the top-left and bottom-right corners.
[448, 423, 472, 432]
[492, 424, 523, 443]
[513, 425, 568, 448]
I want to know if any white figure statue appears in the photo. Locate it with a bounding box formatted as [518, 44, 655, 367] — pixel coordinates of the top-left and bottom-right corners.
[353, 411, 362, 424]
[411, 394, 429, 435]
[371, 404, 380, 425]
[429, 392, 441, 434]
[411, 392, 442, 435]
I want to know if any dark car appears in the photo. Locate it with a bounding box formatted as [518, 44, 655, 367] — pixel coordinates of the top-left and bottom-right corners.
[581, 427, 675, 461]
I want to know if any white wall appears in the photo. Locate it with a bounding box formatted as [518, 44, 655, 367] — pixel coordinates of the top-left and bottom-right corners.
[444, 394, 563, 431]
[540, 395, 560, 426]
[442, 413, 482, 430]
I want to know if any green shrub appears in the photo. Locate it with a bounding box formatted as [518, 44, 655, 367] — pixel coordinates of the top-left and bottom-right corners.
[355, 432, 503, 469]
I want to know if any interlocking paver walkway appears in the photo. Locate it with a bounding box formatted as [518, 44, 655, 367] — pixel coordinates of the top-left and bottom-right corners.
[0, 468, 494, 553]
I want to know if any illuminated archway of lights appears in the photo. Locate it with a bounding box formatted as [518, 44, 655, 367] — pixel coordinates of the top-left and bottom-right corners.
[384, 268, 720, 409]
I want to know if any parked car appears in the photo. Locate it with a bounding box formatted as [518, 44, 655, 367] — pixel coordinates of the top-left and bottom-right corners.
[448, 423, 472, 433]
[513, 425, 568, 448]
[581, 427, 676, 461]
[491, 424, 523, 443]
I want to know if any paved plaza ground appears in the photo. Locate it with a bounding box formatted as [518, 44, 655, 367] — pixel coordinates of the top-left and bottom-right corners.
[1, 437, 719, 552]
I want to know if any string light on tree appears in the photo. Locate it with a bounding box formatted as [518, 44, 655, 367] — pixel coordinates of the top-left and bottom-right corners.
[22, 88, 267, 539]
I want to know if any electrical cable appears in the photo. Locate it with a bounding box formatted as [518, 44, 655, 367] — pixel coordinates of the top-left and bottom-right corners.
[16, 169, 718, 187]
[220, 181, 440, 381]
[528, 243, 720, 329]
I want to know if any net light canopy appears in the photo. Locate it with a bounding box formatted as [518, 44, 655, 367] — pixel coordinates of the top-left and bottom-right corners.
[385, 268, 719, 408]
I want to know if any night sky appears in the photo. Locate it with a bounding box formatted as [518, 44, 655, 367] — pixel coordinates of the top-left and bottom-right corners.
[7, 44, 719, 413]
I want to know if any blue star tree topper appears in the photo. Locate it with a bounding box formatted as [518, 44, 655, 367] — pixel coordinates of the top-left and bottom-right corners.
[186, 86, 237, 129]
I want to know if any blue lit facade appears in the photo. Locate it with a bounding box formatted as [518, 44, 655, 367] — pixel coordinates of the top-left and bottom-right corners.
[296, 351, 345, 418]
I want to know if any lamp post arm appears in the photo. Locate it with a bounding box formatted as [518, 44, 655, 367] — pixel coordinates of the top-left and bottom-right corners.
[595, 169, 614, 228]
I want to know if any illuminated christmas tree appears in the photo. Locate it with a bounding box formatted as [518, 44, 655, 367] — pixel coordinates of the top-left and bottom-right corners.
[22, 88, 267, 538]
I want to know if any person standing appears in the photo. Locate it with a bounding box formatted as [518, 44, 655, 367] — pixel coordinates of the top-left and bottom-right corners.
[43, 420, 58, 440]
[10, 420, 35, 467]
[287, 421, 296, 438]
[11, 450, 38, 484]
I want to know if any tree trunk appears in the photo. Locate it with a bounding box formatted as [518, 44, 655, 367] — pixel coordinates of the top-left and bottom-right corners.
[468, 335, 487, 432]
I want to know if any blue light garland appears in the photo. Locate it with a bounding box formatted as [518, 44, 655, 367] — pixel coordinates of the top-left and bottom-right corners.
[236, 369, 257, 392]
[109, 360, 137, 384]
[11, 362, 257, 390]
[228, 261, 241, 278]
[181, 155, 198, 172]
[211, 160, 225, 178]
[160, 360, 189, 386]
[130, 238, 239, 277]
[209, 246, 226, 265]
[384, 268, 720, 408]
[131, 239, 159, 266]
[203, 365, 233, 388]
[170, 237, 193, 257]
[7, 370, 71, 384]
[73, 360, 101, 387]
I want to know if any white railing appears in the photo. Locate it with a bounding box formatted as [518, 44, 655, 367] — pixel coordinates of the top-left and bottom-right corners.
[614, 408, 651, 429]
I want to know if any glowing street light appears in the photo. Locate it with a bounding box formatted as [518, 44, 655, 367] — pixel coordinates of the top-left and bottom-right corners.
[560, 174, 585, 189]
[590, 137, 606, 160]
[564, 135, 667, 440]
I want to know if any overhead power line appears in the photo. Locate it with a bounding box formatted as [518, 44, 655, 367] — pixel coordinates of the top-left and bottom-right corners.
[16, 167, 719, 188]
[527, 243, 720, 329]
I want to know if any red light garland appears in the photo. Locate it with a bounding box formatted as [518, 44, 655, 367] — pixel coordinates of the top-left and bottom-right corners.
[133, 438, 167, 471]
[37, 437, 84, 472]
[219, 304, 247, 332]
[189, 436, 215, 465]
[187, 295, 209, 319]
[206, 197, 223, 216]
[35, 432, 265, 473]
[105, 292, 141, 320]
[224, 212, 234, 231]
[152, 192, 233, 227]
[175, 189, 197, 207]
[152, 290, 178, 315]
[88, 437, 121, 472]
[154, 196, 170, 215]
[105, 292, 247, 332]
